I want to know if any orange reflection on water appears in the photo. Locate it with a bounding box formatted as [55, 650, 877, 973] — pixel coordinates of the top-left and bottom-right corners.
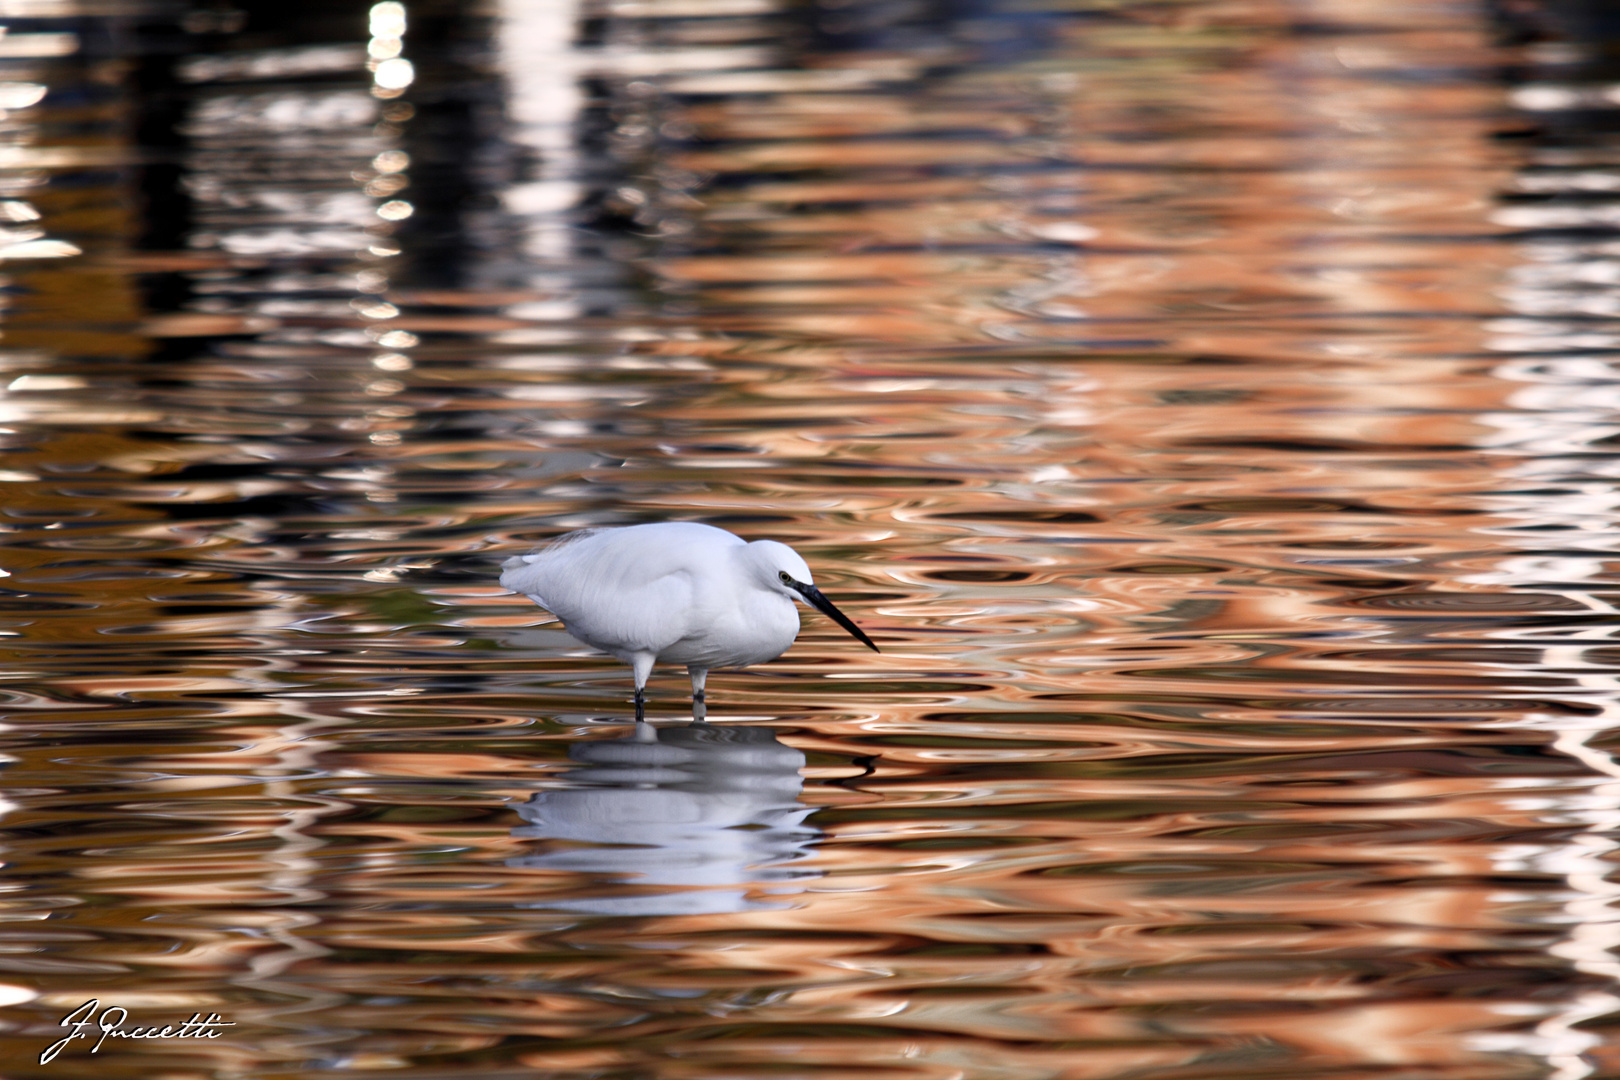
[0, 0, 1615, 1078]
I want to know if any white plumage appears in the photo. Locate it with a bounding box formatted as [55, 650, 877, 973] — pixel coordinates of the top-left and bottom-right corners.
[500, 522, 878, 720]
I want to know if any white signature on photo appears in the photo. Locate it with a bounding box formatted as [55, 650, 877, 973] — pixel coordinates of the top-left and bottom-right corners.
[40, 998, 235, 1063]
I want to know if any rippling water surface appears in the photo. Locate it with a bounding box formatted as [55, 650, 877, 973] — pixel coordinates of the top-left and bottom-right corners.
[1, 0, 1619, 1076]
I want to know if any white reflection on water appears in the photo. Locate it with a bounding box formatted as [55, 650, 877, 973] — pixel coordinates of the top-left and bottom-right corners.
[495, 0, 585, 269]
[0, 21, 73, 260]
[0, 765, 29, 1012]
[182, 87, 387, 257]
[180, 5, 414, 264]
[1467, 406, 1620, 1080]
[1464, 50, 1620, 1077]
[511, 723, 817, 915]
[368, 1, 412, 97]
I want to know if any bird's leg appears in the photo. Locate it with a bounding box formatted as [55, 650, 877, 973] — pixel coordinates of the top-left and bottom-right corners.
[688, 666, 708, 723]
[631, 653, 655, 728]
[632, 689, 657, 740]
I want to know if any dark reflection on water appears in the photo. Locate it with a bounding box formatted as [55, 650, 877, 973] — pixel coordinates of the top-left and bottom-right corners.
[0, 0, 1618, 1077]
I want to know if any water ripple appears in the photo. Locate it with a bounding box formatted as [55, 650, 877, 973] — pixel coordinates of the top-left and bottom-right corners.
[0, 0, 1613, 1078]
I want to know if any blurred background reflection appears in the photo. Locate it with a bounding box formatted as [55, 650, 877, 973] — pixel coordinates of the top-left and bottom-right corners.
[0, 1, 1617, 1078]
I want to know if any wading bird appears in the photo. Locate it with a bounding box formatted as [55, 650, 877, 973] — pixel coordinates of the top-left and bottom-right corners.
[500, 522, 879, 721]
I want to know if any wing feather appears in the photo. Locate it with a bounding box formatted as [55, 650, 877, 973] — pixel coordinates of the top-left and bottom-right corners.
[499, 526, 708, 658]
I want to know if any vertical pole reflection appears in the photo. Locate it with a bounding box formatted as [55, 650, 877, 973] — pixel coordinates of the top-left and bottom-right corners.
[1532, 752, 1620, 1080]
[1473, 7, 1620, 1075]
[494, 0, 583, 274]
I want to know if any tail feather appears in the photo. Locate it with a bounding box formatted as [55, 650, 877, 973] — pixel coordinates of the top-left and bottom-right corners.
[499, 552, 552, 608]
[499, 527, 612, 613]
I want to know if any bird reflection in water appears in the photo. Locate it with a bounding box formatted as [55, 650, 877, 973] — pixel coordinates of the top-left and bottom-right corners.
[510, 723, 818, 916]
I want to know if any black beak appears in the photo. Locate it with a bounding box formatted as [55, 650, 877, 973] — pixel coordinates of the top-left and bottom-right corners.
[789, 579, 880, 652]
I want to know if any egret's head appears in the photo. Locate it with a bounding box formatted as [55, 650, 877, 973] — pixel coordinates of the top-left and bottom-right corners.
[745, 539, 878, 653]
[748, 539, 813, 597]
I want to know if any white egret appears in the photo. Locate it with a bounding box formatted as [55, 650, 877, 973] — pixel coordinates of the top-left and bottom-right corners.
[500, 522, 879, 721]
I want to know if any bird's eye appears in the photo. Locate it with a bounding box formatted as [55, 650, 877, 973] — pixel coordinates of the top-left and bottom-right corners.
[779, 571, 793, 584]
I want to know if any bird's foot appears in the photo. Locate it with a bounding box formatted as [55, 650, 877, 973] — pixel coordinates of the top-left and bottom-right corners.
[633, 686, 646, 724]
[691, 688, 706, 723]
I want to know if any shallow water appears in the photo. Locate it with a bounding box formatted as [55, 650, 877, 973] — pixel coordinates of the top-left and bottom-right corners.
[0, 0, 1618, 1077]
